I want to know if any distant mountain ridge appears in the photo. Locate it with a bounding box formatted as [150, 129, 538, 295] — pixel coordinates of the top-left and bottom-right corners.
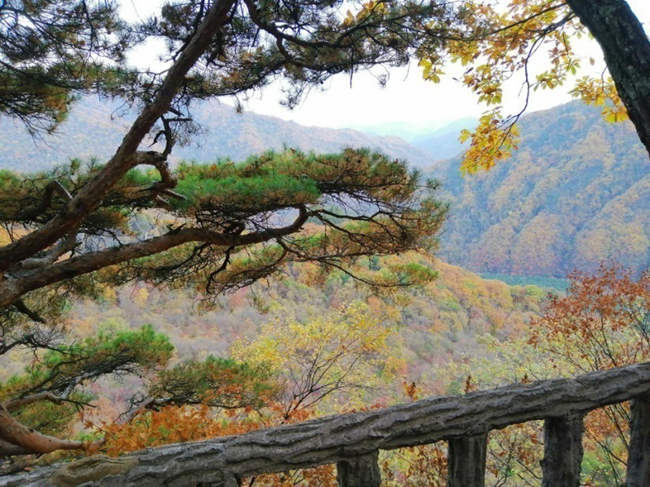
[410, 117, 476, 160]
[0, 97, 434, 172]
[348, 120, 450, 141]
[430, 101, 650, 277]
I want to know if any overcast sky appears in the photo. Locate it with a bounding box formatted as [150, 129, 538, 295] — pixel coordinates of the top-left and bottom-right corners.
[123, 1, 650, 132]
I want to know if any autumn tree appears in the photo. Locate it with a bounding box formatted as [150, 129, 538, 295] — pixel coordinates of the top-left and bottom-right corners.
[526, 265, 650, 484]
[98, 303, 397, 487]
[98, 353, 282, 457]
[0, 325, 172, 458]
[416, 0, 650, 171]
[232, 302, 400, 420]
[438, 266, 650, 484]
[0, 320, 283, 467]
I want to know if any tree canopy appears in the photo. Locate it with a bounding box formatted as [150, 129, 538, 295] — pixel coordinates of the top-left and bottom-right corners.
[0, 0, 132, 133]
[0, 0, 456, 307]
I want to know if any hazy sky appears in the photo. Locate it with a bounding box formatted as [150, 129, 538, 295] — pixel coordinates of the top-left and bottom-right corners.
[123, 1, 650, 131]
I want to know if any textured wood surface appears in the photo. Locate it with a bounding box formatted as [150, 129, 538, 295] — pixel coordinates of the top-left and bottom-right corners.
[3, 362, 650, 486]
[627, 396, 650, 487]
[448, 433, 487, 487]
[541, 413, 584, 487]
[336, 451, 381, 487]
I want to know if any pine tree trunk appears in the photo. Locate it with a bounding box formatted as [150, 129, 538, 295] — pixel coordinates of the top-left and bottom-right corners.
[0, 406, 85, 456]
[566, 0, 650, 157]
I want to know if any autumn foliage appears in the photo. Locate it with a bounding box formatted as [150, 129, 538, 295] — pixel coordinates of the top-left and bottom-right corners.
[93, 265, 649, 485]
[529, 265, 650, 373]
[527, 265, 649, 484]
[417, 0, 630, 173]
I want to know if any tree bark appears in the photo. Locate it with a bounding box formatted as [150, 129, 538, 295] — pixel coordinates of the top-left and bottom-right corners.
[0, 406, 86, 456]
[627, 396, 650, 487]
[2, 363, 650, 486]
[336, 451, 381, 487]
[566, 0, 650, 158]
[447, 433, 487, 487]
[541, 413, 584, 487]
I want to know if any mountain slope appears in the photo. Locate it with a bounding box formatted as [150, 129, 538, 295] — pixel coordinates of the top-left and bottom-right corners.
[68, 253, 544, 388]
[0, 97, 434, 172]
[430, 101, 650, 277]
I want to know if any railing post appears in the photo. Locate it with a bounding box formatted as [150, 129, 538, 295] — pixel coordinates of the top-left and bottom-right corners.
[224, 472, 240, 487]
[541, 412, 584, 487]
[627, 396, 650, 486]
[336, 450, 381, 487]
[447, 433, 488, 487]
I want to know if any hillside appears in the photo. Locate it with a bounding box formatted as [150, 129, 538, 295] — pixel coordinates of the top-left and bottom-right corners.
[430, 101, 650, 277]
[65, 253, 544, 393]
[0, 97, 434, 172]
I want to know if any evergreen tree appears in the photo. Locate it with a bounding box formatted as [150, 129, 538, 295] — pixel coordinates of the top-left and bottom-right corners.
[0, 0, 448, 458]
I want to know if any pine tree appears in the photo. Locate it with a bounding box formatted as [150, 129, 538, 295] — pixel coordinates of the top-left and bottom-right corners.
[0, 0, 448, 458]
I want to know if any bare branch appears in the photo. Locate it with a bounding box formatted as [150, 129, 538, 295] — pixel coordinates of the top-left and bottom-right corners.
[11, 300, 45, 324]
[0, 206, 309, 307]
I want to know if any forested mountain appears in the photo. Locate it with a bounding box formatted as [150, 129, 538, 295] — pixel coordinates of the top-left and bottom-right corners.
[0, 97, 434, 172]
[431, 101, 650, 277]
[2, 0, 650, 482]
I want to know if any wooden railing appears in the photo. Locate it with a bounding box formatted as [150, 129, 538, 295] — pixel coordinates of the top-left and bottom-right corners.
[3, 362, 650, 486]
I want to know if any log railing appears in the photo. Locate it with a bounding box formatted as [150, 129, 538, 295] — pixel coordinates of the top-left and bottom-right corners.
[3, 362, 650, 486]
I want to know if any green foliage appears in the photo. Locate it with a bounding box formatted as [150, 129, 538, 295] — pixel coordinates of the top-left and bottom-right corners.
[0, 145, 446, 303]
[172, 169, 321, 211]
[0, 147, 427, 218]
[119, 148, 420, 213]
[0, 159, 131, 233]
[0, 325, 172, 422]
[0, 0, 132, 133]
[394, 262, 439, 285]
[11, 392, 91, 437]
[0, 324, 170, 440]
[39, 324, 171, 373]
[0, 319, 283, 444]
